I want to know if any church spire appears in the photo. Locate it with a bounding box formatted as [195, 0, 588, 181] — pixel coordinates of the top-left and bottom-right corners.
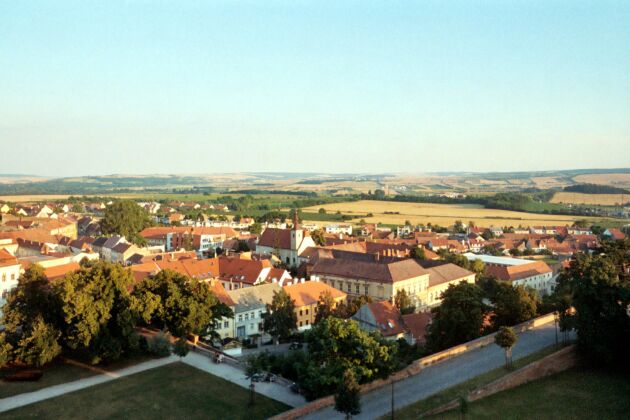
[292, 209, 299, 230]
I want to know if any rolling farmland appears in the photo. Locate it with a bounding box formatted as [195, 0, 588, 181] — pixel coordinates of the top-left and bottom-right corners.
[551, 192, 629, 206]
[303, 200, 600, 228]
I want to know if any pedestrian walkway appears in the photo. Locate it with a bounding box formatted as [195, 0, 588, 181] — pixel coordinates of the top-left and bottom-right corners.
[180, 351, 306, 407]
[0, 356, 178, 413]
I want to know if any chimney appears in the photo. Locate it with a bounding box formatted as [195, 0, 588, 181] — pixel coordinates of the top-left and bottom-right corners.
[301, 278, 305, 284]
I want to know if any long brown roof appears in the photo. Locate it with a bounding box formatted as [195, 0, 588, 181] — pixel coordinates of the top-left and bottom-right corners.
[426, 263, 474, 288]
[311, 258, 428, 283]
[258, 228, 293, 250]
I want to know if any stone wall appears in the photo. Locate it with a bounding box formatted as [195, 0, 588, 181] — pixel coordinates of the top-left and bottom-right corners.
[423, 345, 578, 417]
[270, 313, 558, 420]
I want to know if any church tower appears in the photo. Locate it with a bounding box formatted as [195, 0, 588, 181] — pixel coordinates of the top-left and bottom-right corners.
[290, 211, 303, 251]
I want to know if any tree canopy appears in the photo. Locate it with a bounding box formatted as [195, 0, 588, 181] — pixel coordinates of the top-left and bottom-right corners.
[491, 284, 539, 328]
[301, 317, 395, 400]
[133, 269, 221, 337]
[556, 244, 630, 369]
[426, 282, 488, 351]
[262, 289, 297, 342]
[101, 200, 153, 245]
[334, 369, 361, 419]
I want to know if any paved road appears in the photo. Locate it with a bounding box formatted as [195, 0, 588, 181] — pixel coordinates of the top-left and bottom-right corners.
[182, 352, 306, 407]
[303, 323, 573, 420]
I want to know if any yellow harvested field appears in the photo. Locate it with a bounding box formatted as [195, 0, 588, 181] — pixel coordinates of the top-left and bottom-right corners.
[551, 192, 628, 206]
[573, 173, 630, 187]
[0, 195, 73, 202]
[303, 200, 597, 228]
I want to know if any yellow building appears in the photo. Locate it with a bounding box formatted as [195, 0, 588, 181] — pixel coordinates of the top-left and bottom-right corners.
[282, 280, 346, 329]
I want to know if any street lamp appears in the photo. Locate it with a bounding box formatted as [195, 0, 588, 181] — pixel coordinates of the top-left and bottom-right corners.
[554, 311, 559, 347]
[390, 377, 395, 420]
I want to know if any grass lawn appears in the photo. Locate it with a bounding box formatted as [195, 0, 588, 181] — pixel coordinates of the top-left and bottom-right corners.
[390, 344, 567, 419]
[0, 355, 159, 399]
[1, 362, 289, 420]
[431, 367, 630, 419]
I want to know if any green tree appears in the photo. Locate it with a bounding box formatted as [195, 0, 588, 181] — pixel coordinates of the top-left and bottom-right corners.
[54, 261, 142, 363]
[0, 333, 13, 368]
[494, 326, 518, 368]
[133, 270, 219, 337]
[394, 289, 414, 314]
[453, 220, 466, 234]
[412, 246, 426, 260]
[334, 369, 361, 419]
[427, 283, 488, 351]
[172, 336, 190, 358]
[311, 229, 326, 246]
[16, 316, 61, 367]
[250, 222, 263, 235]
[262, 289, 297, 343]
[334, 295, 372, 318]
[101, 200, 153, 245]
[558, 248, 630, 368]
[492, 284, 539, 328]
[301, 317, 395, 400]
[314, 290, 336, 324]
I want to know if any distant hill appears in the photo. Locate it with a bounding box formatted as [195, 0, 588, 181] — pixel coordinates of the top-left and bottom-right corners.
[563, 184, 629, 194]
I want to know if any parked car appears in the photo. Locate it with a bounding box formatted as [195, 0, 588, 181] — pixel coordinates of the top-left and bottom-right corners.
[250, 373, 264, 382]
[289, 382, 303, 394]
[264, 373, 277, 383]
[288, 342, 303, 350]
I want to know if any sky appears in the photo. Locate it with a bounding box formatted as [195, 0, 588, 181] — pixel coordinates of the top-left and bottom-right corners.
[1, 0, 629, 177]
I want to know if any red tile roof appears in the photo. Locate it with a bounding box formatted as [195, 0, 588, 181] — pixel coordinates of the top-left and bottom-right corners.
[363, 301, 406, 337]
[283, 280, 346, 307]
[0, 249, 19, 268]
[44, 262, 81, 281]
[258, 228, 293, 250]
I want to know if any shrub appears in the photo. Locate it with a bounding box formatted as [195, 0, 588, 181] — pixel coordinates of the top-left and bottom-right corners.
[148, 332, 172, 357]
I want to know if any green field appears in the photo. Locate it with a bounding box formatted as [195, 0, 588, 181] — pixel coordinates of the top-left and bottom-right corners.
[0, 355, 158, 399]
[431, 367, 630, 419]
[2, 362, 289, 420]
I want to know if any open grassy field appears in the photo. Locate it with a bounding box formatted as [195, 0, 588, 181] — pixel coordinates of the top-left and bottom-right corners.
[303, 200, 600, 228]
[429, 367, 630, 419]
[0, 194, 75, 202]
[551, 192, 628, 206]
[0, 355, 160, 399]
[2, 362, 289, 420]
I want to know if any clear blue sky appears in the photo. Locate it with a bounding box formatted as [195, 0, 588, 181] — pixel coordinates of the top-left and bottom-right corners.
[1, 1, 628, 176]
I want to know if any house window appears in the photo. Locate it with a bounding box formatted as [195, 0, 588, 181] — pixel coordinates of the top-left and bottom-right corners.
[245, 313, 249, 320]
[11, 274, 15, 280]
[238, 315, 243, 322]
[364, 285, 369, 295]
[299, 321, 303, 327]
[1, 274, 5, 282]
[299, 310, 303, 316]
[355, 284, 360, 294]
[223, 321, 229, 328]
[305, 320, 309, 325]
[347, 283, 351, 292]
[305, 309, 309, 315]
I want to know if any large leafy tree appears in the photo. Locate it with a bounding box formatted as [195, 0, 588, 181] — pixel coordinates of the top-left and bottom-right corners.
[301, 317, 395, 400]
[426, 282, 488, 351]
[16, 316, 62, 367]
[54, 261, 143, 363]
[491, 283, 539, 328]
[133, 269, 219, 337]
[559, 246, 630, 368]
[1, 265, 62, 367]
[101, 200, 153, 245]
[262, 289, 297, 342]
[335, 369, 361, 419]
